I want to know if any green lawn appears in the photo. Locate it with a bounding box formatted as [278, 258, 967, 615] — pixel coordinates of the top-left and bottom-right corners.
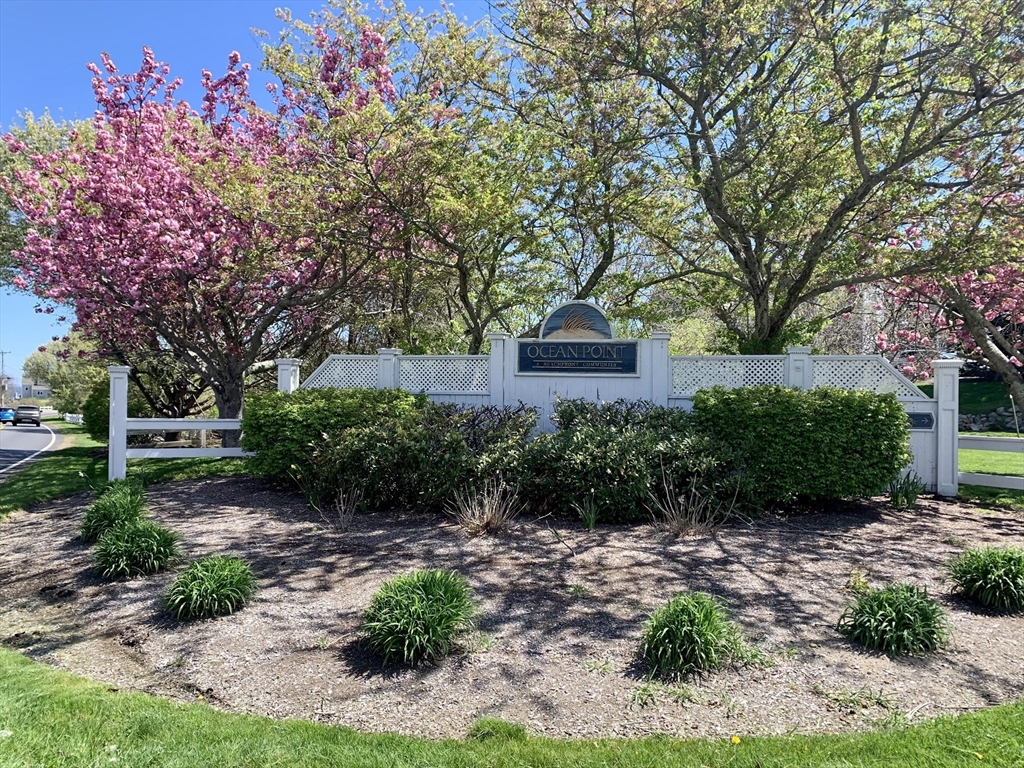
[0, 417, 247, 519]
[958, 484, 1024, 513]
[959, 449, 1024, 478]
[918, 379, 1017, 417]
[957, 432, 1024, 512]
[0, 650, 1021, 768]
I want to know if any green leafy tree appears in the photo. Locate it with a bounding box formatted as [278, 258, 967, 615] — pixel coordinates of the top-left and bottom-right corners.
[264, 1, 679, 351]
[22, 335, 106, 414]
[511, 0, 1024, 351]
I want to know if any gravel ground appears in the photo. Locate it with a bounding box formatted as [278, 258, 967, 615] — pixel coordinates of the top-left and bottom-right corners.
[1, 475, 1022, 740]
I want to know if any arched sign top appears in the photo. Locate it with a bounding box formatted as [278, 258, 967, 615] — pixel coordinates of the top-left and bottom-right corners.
[539, 301, 614, 340]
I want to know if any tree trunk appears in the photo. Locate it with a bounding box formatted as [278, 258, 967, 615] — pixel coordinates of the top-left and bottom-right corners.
[212, 373, 246, 449]
[947, 290, 1024, 421]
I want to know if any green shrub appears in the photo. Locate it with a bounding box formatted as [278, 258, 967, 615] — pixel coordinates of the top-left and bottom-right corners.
[836, 583, 950, 655]
[525, 400, 744, 523]
[241, 387, 417, 483]
[80, 479, 146, 542]
[310, 415, 473, 511]
[947, 547, 1024, 612]
[80, 379, 152, 444]
[691, 385, 911, 504]
[94, 520, 179, 580]
[165, 555, 258, 620]
[293, 401, 537, 513]
[552, 397, 690, 432]
[639, 592, 746, 677]
[363, 570, 477, 666]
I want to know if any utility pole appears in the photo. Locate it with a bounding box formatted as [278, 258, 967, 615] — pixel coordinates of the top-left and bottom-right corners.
[0, 350, 10, 406]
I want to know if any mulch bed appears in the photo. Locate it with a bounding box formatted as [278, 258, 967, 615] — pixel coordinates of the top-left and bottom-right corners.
[1, 475, 1022, 740]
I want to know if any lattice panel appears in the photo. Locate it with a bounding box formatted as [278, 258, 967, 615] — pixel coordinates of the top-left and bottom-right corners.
[301, 356, 378, 389]
[400, 356, 489, 393]
[813, 358, 926, 398]
[671, 356, 786, 396]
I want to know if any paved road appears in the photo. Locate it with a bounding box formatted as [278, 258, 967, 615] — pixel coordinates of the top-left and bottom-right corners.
[0, 418, 62, 477]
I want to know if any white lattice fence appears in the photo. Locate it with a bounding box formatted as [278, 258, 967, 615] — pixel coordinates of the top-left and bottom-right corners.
[671, 356, 786, 396]
[301, 356, 378, 389]
[399, 356, 489, 393]
[813, 357, 927, 398]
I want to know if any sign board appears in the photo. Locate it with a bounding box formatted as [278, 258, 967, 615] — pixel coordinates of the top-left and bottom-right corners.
[907, 412, 935, 430]
[518, 340, 638, 375]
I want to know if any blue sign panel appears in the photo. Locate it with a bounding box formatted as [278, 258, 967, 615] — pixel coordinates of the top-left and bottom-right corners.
[907, 412, 935, 430]
[517, 341, 638, 374]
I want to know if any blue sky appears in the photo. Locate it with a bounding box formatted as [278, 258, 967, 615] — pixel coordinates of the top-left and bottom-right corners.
[0, 0, 492, 387]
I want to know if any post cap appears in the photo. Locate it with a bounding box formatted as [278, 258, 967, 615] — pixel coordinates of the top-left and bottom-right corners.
[107, 365, 132, 373]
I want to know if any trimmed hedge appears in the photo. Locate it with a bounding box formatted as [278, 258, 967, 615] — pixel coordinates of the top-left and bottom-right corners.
[526, 399, 746, 523]
[243, 385, 912, 518]
[305, 402, 537, 512]
[240, 388, 417, 483]
[691, 385, 911, 504]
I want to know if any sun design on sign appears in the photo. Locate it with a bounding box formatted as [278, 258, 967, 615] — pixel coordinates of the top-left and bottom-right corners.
[547, 309, 608, 339]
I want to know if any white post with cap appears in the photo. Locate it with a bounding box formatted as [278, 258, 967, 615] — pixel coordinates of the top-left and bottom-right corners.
[932, 358, 963, 496]
[275, 358, 301, 394]
[107, 366, 131, 482]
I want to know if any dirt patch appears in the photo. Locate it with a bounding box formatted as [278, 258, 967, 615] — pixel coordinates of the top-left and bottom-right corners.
[1, 476, 1022, 739]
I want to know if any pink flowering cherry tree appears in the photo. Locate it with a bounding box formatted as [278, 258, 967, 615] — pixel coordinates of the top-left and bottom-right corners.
[878, 149, 1024, 417]
[4, 47, 394, 443]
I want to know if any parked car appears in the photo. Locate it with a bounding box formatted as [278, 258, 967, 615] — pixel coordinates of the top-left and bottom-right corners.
[13, 404, 42, 427]
[0, 406, 14, 424]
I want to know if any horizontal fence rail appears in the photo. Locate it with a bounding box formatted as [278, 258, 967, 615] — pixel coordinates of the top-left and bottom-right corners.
[123, 416, 250, 461]
[107, 365, 253, 481]
[125, 418, 242, 431]
[958, 434, 1024, 491]
[63, 413, 83, 424]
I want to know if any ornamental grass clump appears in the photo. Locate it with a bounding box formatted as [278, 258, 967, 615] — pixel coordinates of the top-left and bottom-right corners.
[94, 520, 179, 580]
[80, 479, 146, 542]
[947, 547, 1024, 613]
[363, 569, 476, 667]
[447, 478, 522, 535]
[639, 592, 746, 678]
[165, 555, 258, 620]
[836, 583, 950, 655]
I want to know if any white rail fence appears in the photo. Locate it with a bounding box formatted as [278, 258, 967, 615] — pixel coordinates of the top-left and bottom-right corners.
[108, 344, 967, 495]
[63, 413, 83, 424]
[958, 435, 1024, 491]
[107, 366, 251, 481]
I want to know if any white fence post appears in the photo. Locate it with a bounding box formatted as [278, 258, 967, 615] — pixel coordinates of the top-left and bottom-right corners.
[785, 346, 813, 389]
[275, 358, 301, 393]
[933, 358, 964, 496]
[107, 366, 130, 482]
[377, 348, 401, 389]
[651, 332, 671, 406]
[487, 333, 508, 407]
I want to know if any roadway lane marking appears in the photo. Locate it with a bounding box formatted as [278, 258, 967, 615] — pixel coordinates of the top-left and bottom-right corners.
[0, 422, 57, 474]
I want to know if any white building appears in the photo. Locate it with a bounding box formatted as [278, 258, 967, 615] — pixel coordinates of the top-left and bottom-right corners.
[21, 376, 50, 399]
